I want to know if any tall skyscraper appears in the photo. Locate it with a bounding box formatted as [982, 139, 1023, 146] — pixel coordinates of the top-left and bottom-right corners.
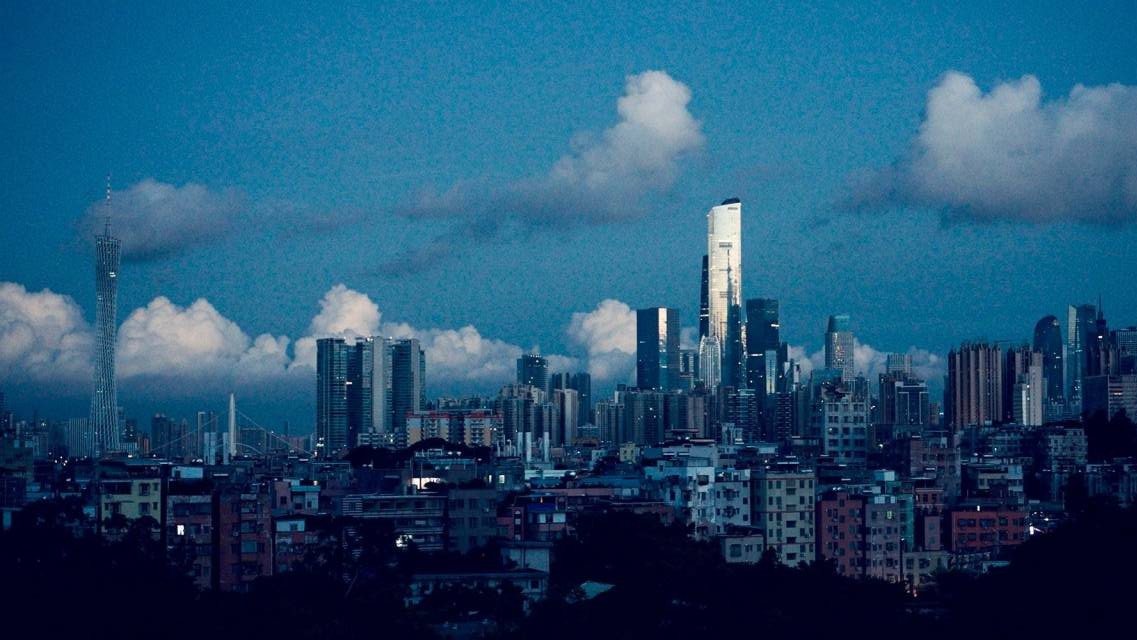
[1004, 345, 1044, 425]
[677, 349, 699, 390]
[698, 336, 721, 389]
[722, 265, 743, 388]
[878, 373, 929, 429]
[316, 336, 403, 455]
[368, 337, 393, 437]
[636, 307, 680, 391]
[1113, 326, 1137, 375]
[1066, 303, 1097, 402]
[571, 372, 592, 426]
[516, 354, 549, 392]
[1032, 315, 1065, 402]
[195, 410, 218, 460]
[885, 353, 912, 376]
[550, 371, 592, 427]
[706, 198, 741, 347]
[391, 338, 425, 439]
[824, 314, 855, 381]
[698, 254, 710, 338]
[316, 338, 351, 455]
[945, 342, 1004, 431]
[551, 388, 579, 446]
[90, 184, 121, 457]
[1087, 304, 1116, 377]
[745, 298, 783, 394]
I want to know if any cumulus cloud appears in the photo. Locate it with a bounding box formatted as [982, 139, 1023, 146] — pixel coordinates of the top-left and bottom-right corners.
[0, 280, 601, 401]
[847, 71, 1137, 223]
[788, 341, 945, 383]
[786, 344, 823, 378]
[0, 282, 92, 386]
[291, 284, 385, 371]
[115, 297, 296, 395]
[381, 322, 579, 386]
[566, 299, 637, 383]
[80, 179, 247, 261]
[290, 284, 580, 390]
[384, 70, 704, 273]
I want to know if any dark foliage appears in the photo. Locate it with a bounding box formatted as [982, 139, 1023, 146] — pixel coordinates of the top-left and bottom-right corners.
[1084, 409, 1137, 461]
[517, 511, 917, 639]
[3, 499, 1135, 639]
[0, 501, 432, 640]
[935, 502, 1137, 637]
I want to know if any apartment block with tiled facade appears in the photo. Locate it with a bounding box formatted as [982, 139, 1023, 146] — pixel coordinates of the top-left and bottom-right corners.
[751, 465, 816, 565]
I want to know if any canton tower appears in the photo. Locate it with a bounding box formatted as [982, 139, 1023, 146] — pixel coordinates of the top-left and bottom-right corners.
[90, 179, 121, 456]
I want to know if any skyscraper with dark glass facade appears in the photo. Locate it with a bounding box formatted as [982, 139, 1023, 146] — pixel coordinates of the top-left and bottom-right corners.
[745, 298, 784, 394]
[316, 337, 351, 455]
[637, 307, 680, 391]
[516, 354, 549, 392]
[1067, 303, 1097, 403]
[1033, 315, 1065, 401]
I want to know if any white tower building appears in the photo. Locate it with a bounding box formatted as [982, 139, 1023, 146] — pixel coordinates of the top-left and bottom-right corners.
[706, 198, 742, 346]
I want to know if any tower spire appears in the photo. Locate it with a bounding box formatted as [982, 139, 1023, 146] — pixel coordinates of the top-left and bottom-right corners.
[103, 173, 112, 235]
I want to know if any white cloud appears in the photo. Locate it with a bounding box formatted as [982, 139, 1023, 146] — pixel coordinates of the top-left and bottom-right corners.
[566, 299, 637, 383]
[382, 322, 579, 386]
[236, 334, 294, 385]
[291, 284, 384, 372]
[116, 297, 296, 394]
[851, 341, 947, 382]
[0, 282, 92, 386]
[82, 179, 247, 260]
[306, 284, 382, 337]
[0, 281, 599, 400]
[291, 285, 579, 389]
[907, 347, 947, 383]
[386, 70, 704, 273]
[849, 71, 1137, 223]
[789, 341, 945, 383]
[786, 344, 824, 378]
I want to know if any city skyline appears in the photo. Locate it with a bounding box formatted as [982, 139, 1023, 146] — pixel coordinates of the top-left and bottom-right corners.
[1, 3, 1136, 426]
[3, 5, 1137, 632]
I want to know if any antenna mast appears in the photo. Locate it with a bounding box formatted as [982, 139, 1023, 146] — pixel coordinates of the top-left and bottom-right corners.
[103, 173, 112, 235]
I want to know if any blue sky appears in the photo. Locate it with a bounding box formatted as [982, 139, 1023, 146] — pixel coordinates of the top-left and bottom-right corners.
[2, 2, 1135, 424]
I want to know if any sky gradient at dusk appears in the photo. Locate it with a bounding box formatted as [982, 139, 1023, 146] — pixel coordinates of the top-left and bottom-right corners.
[2, 2, 1135, 425]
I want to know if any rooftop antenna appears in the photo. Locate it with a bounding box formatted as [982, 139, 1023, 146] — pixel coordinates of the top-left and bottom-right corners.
[103, 173, 112, 235]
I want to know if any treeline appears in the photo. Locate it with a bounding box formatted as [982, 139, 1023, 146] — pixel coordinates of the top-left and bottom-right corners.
[517, 502, 1137, 638]
[2, 498, 1134, 639]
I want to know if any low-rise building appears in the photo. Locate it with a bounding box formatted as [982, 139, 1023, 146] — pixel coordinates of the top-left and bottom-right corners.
[947, 505, 1026, 553]
[215, 486, 272, 592]
[165, 487, 214, 589]
[341, 493, 447, 551]
[98, 476, 162, 527]
[446, 487, 499, 553]
[752, 464, 815, 565]
[719, 528, 766, 564]
[273, 515, 320, 574]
